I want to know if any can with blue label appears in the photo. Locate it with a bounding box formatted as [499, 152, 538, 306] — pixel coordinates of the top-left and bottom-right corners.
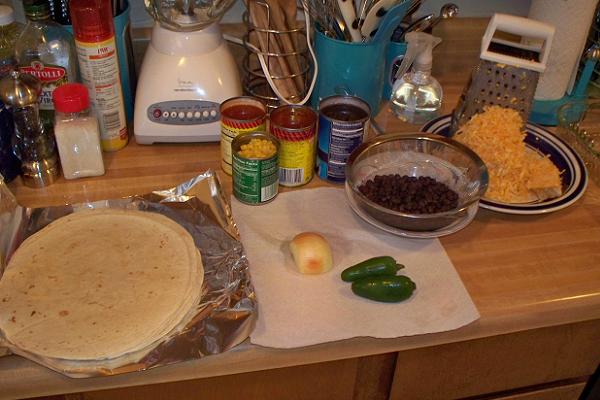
[316, 95, 371, 183]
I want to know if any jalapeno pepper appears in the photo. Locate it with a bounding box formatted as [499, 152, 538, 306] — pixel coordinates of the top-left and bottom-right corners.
[351, 275, 416, 303]
[340, 256, 404, 282]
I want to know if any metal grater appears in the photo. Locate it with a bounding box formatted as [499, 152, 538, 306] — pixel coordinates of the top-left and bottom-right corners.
[450, 13, 555, 134]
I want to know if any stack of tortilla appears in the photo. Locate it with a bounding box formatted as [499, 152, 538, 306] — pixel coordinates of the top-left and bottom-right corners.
[0, 209, 203, 365]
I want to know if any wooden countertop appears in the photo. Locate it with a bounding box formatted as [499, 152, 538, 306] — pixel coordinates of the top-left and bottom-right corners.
[2, 19, 600, 400]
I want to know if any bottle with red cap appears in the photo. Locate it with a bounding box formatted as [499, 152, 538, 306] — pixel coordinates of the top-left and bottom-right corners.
[53, 83, 105, 179]
[70, 0, 128, 152]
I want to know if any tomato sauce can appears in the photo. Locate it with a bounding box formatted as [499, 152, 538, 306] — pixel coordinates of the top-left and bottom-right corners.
[220, 97, 268, 175]
[232, 132, 280, 205]
[270, 105, 318, 187]
[317, 95, 371, 183]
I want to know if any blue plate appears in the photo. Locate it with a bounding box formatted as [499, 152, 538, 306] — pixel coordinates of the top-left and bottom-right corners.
[422, 115, 588, 215]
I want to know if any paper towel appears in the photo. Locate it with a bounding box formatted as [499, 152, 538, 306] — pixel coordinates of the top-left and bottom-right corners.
[529, 0, 598, 100]
[231, 187, 479, 349]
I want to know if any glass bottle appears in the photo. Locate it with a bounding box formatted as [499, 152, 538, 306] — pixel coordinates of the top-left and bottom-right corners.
[52, 83, 105, 179]
[15, 0, 79, 136]
[0, 5, 24, 79]
[0, 71, 59, 187]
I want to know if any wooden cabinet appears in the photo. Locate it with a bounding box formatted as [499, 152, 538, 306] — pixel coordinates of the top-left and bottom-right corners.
[389, 320, 600, 400]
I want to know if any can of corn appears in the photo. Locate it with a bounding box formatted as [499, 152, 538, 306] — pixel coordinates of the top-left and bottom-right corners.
[232, 131, 280, 205]
[220, 96, 268, 175]
[270, 105, 318, 187]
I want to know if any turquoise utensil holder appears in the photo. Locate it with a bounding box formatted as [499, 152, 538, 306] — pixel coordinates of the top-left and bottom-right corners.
[383, 41, 407, 100]
[311, 29, 387, 116]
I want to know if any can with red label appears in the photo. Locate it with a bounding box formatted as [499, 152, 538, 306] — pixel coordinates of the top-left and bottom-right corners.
[220, 96, 267, 175]
[269, 105, 318, 187]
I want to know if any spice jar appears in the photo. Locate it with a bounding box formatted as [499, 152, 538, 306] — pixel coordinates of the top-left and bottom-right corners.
[52, 83, 104, 179]
[0, 70, 59, 187]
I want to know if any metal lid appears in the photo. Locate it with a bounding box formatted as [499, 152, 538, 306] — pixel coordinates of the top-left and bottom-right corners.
[0, 71, 42, 108]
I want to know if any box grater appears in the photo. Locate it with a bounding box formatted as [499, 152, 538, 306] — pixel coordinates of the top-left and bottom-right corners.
[450, 14, 555, 134]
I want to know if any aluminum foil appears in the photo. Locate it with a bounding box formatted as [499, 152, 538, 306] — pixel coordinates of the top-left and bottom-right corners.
[0, 171, 256, 377]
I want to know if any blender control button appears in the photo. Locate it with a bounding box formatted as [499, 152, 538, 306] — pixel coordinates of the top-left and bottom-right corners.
[194, 111, 201, 119]
[170, 111, 177, 118]
[153, 109, 162, 119]
[162, 111, 169, 118]
[178, 111, 185, 119]
[210, 110, 217, 117]
[186, 111, 193, 119]
[202, 110, 209, 118]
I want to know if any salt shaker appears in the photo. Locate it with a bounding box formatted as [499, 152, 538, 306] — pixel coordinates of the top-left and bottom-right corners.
[52, 83, 104, 179]
[0, 71, 59, 187]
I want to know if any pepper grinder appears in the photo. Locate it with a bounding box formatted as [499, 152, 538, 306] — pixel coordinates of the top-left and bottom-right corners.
[0, 71, 59, 187]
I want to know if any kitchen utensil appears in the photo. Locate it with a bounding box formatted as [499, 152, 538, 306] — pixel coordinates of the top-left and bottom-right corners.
[133, 0, 242, 144]
[345, 133, 488, 231]
[360, 0, 404, 40]
[450, 13, 555, 134]
[337, 0, 362, 42]
[356, 0, 375, 30]
[398, 3, 458, 41]
[423, 3, 458, 33]
[397, 13, 433, 40]
[300, 0, 347, 40]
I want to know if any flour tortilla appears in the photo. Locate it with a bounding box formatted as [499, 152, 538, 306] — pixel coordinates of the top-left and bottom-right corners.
[0, 209, 204, 361]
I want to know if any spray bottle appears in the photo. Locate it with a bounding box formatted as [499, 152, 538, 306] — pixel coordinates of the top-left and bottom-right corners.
[390, 32, 442, 124]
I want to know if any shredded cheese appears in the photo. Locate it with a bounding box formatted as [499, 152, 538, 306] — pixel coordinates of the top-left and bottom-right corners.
[455, 106, 562, 203]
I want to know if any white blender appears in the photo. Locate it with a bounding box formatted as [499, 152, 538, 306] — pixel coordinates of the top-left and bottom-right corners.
[134, 0, 242, 144]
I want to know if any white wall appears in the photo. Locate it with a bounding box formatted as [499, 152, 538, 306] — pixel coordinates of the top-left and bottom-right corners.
[6, 0, 531, 26]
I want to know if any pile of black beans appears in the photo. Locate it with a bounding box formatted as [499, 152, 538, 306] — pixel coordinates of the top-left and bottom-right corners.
[358, 174, 459, 214]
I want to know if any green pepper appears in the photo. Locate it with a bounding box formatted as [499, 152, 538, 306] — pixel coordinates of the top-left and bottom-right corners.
[351, 275, 416, 303]
[340, 256, 404, 282]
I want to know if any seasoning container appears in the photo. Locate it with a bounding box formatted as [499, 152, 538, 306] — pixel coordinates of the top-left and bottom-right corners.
[232, 131, 280, 205]
[270, 105, 318, 187]
[0, 71, 59, 187]
[70, 0, 128, 152]
[317, 95, 371, 183]
[52, 83, 105, 179]
[0, 100, 20, 183]
[220, 96, 267, 175]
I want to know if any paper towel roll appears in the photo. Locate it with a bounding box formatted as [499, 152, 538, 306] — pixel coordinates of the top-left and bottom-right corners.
[529, 0, 598, 100]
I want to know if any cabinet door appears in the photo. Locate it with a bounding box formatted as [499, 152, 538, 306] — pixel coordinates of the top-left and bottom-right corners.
[64, 353, 396, 400]
[389, 320, 600, 400]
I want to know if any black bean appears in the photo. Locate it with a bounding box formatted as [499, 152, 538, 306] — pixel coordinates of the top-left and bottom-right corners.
[358, 174, 459, 214]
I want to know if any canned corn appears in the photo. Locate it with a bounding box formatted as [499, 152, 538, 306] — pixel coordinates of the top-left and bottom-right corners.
[232, 131, 280, 205]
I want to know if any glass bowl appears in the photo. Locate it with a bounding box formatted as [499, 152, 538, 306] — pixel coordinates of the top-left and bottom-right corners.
[557, 100, 600, 186]
[345, 133, 489, 232]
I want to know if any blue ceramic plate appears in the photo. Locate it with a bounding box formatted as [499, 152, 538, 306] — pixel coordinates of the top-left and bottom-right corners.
[422, 115, 588, 215]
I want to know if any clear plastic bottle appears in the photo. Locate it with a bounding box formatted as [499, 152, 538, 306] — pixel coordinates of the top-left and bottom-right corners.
[15, 0, 79, 136]
[390, 32, 443, 124]
[52, 83, 105, 179]
[0, 5, 24, 78]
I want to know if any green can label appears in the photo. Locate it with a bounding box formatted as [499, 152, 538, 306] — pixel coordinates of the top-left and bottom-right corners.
[233, 153, 279, 205]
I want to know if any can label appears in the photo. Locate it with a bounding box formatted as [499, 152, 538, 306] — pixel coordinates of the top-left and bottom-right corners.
[233, 153, 279, 205]
[221, 119, 266, 175]
[316, 117, 369, 183]
[271, 126, 316, 187]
